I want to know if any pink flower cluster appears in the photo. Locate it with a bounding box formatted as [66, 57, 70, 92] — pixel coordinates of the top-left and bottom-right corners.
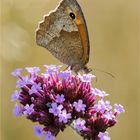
[11, 65, 125, 140]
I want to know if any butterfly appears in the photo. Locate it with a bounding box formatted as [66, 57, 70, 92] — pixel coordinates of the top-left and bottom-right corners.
[36, 0, 91, 73]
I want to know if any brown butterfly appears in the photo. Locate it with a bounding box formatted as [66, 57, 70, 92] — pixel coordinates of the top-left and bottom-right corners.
[36, 0, 91, 73]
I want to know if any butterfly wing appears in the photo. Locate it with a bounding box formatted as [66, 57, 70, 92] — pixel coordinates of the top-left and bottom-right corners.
[36, 0, 90, 72]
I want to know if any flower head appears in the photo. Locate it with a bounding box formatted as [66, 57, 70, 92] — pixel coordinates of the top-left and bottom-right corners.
[11, 65, 125, 140]
[11, 90, 20, 101]
[44, 131, 55, 140]
[73, 100, 86, 112]
[11, 68, 22, 77]
[78, 73, 96, 83]
[58, 110, 71, 123]
[29, 83, 42, 95]
[13, 104, 23, 117]
[26, 67, 40, 74]
[34, 125, 43, 137]
[16, 76, 33, 88]
[58, 70, 71, 79]
[92, 88, 109, 98]
[55, 94, 65, 103]
[103, 111, 115, 120]
[23, 104, 34, 116]
[73, 118, 86, 132]
[44, 65, 61, 74]
[93, 99, 112, 113]
[49, 103, 63, 116]
[98, 132, 111, 140]
[114, 104, 125, 115]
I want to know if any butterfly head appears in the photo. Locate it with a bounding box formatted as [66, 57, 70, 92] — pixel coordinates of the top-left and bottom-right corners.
[62, 0, 85, 26]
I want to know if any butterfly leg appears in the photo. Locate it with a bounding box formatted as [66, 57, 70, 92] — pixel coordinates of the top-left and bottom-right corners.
[64, 66, 71, 71]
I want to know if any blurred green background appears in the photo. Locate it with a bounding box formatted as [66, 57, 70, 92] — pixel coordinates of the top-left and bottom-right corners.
[0, 0, 139, 140]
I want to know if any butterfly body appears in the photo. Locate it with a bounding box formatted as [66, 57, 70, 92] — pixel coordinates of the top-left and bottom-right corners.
[36, 0, 90, 73]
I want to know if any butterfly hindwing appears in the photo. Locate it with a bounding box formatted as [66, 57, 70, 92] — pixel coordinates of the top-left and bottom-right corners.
[36, 0, 83, 65]
[36, 0, 90, 72]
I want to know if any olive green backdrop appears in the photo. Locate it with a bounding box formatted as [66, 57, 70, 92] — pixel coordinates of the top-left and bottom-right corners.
[0, 0, 139, 140]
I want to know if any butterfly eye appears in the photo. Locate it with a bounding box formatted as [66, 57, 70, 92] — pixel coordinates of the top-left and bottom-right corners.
[69, 12, 75, 19]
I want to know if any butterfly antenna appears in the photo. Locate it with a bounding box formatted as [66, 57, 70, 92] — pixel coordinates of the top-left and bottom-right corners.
[93, 68, 115, 78]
